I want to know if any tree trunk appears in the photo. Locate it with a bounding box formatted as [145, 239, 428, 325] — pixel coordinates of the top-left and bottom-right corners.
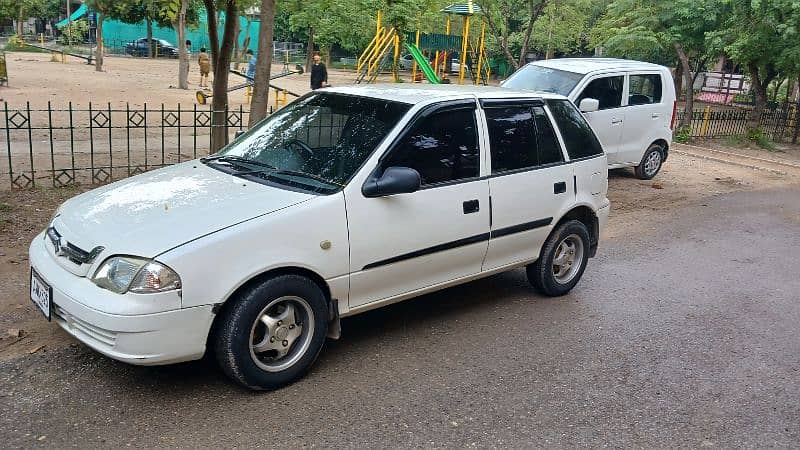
[232, 15, 241, 70]
[209, 0, 239, 152]
[482, 5, 517, 70]
[517, 0, 547, 68]
[237, 17, 253, 70]
[782, 77, 795, 110]
[203, 0, 221, 68]
[147, 19, 153, 58]
[16, 5, 24, 36]
[793, 76, 800, 144]
[771, 78, 784, 105]
[95, 13, 104, 72]
[305, 27, 314, 72]
[249, 0, 275, 126]
[176, 0, 189, 89]
[674, 61, 683, 100]
[674, 44, 693, 128]
[748, 63, 777, 125]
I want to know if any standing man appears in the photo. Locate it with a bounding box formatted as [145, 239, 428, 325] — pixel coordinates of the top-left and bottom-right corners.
[246, 49, 257, 80]
[310, 51, 328, 90]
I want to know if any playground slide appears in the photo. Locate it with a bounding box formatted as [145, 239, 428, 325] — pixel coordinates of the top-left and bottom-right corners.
[404, 43, 440, 84]
[55, 4, 88, 28]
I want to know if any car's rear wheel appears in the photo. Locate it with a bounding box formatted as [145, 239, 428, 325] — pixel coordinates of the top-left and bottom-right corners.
[634, 143, 664, 180]
[214, 274, 328, 390]
[526, 220, 591, 297]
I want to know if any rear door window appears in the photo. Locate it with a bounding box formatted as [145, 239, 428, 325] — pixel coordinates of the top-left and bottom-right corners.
[629, 74, 663, 105]
[575, 75, 624, 110]
[484, 104, 565, 173]
[547, 99, 604, 159]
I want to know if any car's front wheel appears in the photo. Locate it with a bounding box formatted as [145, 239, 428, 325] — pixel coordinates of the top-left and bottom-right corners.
[526, 220, 591, 297]
[634, 143, 664, 180]
[214, 274, 328, 390]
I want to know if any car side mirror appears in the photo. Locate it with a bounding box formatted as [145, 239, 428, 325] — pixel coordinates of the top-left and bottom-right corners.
[362, 166, 422, 198]
[579, 98, 600, 113]
[234, 130, 246, 139]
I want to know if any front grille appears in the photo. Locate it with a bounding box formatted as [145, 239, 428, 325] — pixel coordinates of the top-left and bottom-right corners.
[53, 304, 117, 349]
[46, 226, 104, 266]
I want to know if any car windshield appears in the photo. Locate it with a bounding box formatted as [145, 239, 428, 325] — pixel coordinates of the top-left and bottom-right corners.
[204, 92, 410, 194]
[502, 65, 584, 96]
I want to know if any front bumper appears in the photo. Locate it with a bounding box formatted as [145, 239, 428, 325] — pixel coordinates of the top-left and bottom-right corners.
[29, 235, 215, 366]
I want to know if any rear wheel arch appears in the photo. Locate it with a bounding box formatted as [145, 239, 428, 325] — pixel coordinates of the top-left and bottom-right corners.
[555, 205, 599, 257]
[652, 138, 669, 160]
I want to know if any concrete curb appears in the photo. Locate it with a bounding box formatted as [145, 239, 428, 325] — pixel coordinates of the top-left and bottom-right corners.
[673, 148, 788, 176]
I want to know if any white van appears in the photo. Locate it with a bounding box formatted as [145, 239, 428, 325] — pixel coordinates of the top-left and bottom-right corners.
[502, 58, 676, 179]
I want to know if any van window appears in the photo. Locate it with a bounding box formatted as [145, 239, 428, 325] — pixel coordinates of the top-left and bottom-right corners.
[501, 65, 584, 96]
[547, 99, 604, 159]
[629, 74, 663, 105]
[382, 107, 479, 185]
[575, 76, 624, 110]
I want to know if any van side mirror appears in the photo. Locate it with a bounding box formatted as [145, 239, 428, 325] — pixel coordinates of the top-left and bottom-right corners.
[362, 166, 422, 198]
[579, 98, 600, 113]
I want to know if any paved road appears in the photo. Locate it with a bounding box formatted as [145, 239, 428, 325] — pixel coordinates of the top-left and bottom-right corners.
[1, 188, 799, 448]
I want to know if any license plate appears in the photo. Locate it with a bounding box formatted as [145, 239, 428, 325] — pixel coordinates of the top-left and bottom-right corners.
[30, 268, 52, 321]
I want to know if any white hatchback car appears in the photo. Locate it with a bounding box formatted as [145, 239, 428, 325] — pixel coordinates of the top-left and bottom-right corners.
[502, 58, 676, 179]
[29, 85, 609, 390]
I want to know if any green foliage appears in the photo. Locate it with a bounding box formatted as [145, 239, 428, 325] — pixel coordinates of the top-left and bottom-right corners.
[673, 125, 691, 143]
[528, 0, 592, 57]
[745, 127, 775, 151]
[0, 0, 61, 22]
[58, 19, 89, 45]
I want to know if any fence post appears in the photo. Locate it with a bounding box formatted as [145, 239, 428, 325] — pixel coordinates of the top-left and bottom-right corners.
[4, 102, 12, 187]
[700, 105, 711, 137]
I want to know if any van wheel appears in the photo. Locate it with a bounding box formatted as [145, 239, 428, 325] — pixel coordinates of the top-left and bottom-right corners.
[634, 144, 664, 180]
[214, 274, 328, 390]
[526, 220, 591, 297]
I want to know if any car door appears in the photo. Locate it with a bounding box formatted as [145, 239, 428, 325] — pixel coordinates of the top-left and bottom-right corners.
[346, 100, 490, 308]
[572, 74, 626, 163]
[618, 73, 666, 164]
[480, 100, 574, 271]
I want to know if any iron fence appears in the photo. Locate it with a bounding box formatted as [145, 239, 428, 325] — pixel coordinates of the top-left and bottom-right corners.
[675, 105, 799, 141]
[2, 102, 250, 189]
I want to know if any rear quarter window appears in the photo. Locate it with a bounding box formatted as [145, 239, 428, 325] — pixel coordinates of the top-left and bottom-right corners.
[547, 99, 604, 159]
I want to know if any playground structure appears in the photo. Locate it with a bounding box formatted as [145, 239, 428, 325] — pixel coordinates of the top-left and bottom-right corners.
[355, 2, 491, 85]
[195, 66, 303, 108]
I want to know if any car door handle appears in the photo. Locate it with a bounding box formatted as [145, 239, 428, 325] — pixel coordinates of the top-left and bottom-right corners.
[611, 118, 623, 124]
[463, 199, 480, 214]
[651, 113, 660, 118]
[554, 182, 567, 194]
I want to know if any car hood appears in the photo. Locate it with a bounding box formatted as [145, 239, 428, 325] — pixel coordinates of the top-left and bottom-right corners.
[52, 161, 313, 257]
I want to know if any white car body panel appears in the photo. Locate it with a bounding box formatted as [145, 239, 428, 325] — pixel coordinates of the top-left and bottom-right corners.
[29, 84, 610, 366]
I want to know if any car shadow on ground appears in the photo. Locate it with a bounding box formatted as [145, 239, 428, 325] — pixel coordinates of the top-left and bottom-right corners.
[48, 268, 556, 393]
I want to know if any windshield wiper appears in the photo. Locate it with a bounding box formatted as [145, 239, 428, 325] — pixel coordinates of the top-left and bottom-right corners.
[200, 154, 276, 169]
[236, 168, 342, 187]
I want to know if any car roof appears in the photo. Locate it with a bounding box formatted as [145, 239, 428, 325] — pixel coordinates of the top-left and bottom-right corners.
[529, 58, 667, 74]
[322, 84, 567, 105]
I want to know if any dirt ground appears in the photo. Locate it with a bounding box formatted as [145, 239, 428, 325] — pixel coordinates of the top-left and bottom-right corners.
[1, 150, 796, 361]
[0, 51, 383, 109]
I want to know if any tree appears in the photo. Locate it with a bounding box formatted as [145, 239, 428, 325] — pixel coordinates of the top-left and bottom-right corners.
[708, 0, 800, 122]
[0, 0, 61, 36]
[203, 0, 240, 152]
[528, 0, 591, 59]
[249, 0, 275, 125]
[482, 0, 549, 70]
[591, 0, 721, 126]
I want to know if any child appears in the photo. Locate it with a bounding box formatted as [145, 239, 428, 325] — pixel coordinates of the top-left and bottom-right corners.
[198, 47, 211, 88]
[245, 49, 256, 80]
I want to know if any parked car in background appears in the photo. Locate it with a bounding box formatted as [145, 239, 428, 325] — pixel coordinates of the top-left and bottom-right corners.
[501, 58, 676, 179]
[29, 85, 609, 390]
[124, 38, 178, 58]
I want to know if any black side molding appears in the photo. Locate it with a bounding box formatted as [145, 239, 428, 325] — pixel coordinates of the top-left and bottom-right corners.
[361, 217, 553, 271]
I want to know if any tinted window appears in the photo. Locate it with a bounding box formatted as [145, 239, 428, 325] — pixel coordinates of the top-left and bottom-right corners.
[576, 76, 624, 110]
[629, 74, 663, 105]
[485, 107, 538, 173]
[502, 65, 584, 96]
[533, 106, 563, 165]
[382, 107, 479, 185]
[547, 99, 604, 159]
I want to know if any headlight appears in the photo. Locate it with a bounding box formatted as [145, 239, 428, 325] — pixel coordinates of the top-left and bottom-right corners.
[92, 256, 181, 294]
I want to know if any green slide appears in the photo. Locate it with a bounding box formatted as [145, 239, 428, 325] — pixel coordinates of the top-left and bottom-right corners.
[404, 43, 440, 84]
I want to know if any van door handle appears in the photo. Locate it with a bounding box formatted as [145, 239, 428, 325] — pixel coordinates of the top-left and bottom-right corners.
[463, 199, 480, 214]
[651, 113, 660, 118]
[611, 118, 623, 125]
[554, 182, 567, 194]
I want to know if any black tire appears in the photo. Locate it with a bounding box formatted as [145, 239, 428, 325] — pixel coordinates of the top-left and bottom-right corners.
[526, 220, 591, 297]
[214, 274, 328, 390]
[634, 143, 664, 180]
